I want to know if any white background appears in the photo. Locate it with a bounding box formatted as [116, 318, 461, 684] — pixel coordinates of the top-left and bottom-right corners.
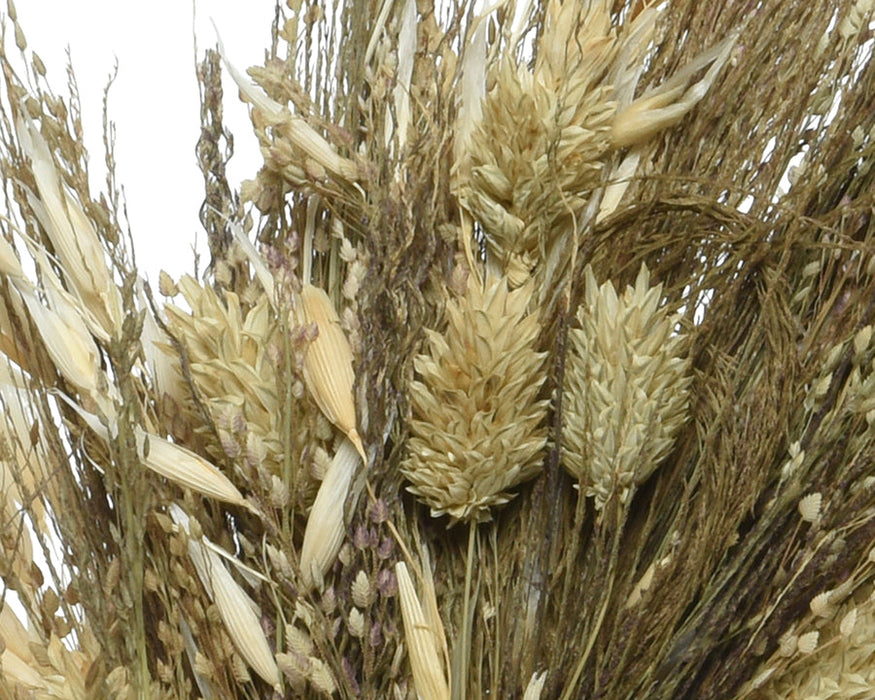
[12, 0, 280, 281]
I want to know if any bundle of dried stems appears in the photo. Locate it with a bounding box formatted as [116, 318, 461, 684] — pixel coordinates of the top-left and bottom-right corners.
[1, 0, 875, 697]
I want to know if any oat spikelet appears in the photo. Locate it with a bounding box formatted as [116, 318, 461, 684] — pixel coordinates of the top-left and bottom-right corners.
[564, 264, 691, 509]
[69, 402, 248, 507]
[135, 430, 249, 508]
[215, 28, 357, 184]
[208, 550, 281, 689]
[299, 438, 361, 589]
[610, 29, 738, 148]
[171, 505, 281, 689]
[17, 284, 105, 400]
[296, 284, 365, 460]
[395, 562, 451, 700]
[402, 273, 548, 523]
[16, 119, 122, 338]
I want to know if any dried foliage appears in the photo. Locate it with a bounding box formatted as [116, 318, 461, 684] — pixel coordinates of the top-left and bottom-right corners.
[1, 0, 875, 698]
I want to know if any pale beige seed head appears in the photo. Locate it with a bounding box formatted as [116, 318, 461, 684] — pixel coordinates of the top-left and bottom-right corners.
[798, 493, 823, 523]
[455, 0, 666, 285]
[348, 608, 366, 638]
[840, 608, 857, 637]
[809, 590, 832, 617]
[297, 285, 365, 460]
[796, 631, 819, 655]
[402, 273, 548, 523]
[777, 631, 798, 658]
[309, 657, 338, 696]
[564, 264, 691, 509]
[457, 42, 615, 285]
[285, 625, 314, 657]
[351, 570, 372, 608]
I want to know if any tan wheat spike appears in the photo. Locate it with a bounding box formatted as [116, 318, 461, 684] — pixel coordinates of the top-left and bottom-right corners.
[297, 284, 366, 461]
[395, 562, 451, 700]
[402, 273, 548, 523]
[300, 437, 361, 590]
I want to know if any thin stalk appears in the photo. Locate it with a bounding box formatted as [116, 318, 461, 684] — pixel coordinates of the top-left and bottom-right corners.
[559, 496, 630, 700]
[118, 430, 149, 697]
[455, 521, 478, 700]
[490, 524, 500, 698]
[281, 307, 294, 540]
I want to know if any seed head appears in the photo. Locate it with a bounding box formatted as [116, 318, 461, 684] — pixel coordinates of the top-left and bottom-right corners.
[564, 264, 691, 509]
[402, 274, 548, 523]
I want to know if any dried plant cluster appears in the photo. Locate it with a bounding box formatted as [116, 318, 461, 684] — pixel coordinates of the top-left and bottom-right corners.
[403, 273, 548, 523]
[563, 264, 691, 510]
[1, 0, 875, 698]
